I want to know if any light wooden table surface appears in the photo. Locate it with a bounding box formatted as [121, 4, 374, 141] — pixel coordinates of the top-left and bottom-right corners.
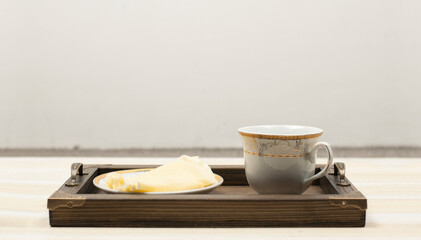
[1, 157, 420, 239]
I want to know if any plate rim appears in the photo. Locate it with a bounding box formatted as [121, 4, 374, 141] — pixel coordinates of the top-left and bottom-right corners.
[93, 168, 224, 194]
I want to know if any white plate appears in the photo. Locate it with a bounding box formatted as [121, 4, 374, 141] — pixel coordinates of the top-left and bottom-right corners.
[93, 168, 224, 194]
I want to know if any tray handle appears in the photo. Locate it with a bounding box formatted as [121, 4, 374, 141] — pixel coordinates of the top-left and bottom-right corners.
[65, 162, 88, 187]
[329, 162, 351, 186]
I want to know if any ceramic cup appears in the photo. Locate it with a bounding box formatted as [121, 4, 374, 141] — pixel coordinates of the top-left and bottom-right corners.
[238, 125, 333, 194]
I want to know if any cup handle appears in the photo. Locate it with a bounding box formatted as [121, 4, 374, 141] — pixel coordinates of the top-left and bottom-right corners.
[303, 142, 333, 186]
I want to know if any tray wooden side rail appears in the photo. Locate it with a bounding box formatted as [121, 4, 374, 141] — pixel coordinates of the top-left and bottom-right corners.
[48, 163, 367, 227]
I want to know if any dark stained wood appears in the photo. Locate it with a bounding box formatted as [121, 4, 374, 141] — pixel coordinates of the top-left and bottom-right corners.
[48, 164, 367, 227]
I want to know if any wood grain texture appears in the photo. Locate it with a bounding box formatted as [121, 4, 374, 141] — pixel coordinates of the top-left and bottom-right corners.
[1, 157, 420, 239]
[48, 164, 366, 227]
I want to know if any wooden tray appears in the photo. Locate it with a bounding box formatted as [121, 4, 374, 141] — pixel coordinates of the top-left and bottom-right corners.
[48, 162, 367, 227]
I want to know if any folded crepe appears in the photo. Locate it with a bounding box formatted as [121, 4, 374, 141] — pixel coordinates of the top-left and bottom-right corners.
[105, 155, 217, 192]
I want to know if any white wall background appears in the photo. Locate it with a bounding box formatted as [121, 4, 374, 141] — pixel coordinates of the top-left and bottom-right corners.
[0, 0, 420, 148]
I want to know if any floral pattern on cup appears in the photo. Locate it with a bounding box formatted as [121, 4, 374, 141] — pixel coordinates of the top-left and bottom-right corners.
[241, 136, 310, 158]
